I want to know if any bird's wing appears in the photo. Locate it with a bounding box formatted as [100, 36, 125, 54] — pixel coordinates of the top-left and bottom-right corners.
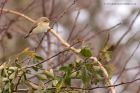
[24, 23, 37, 38]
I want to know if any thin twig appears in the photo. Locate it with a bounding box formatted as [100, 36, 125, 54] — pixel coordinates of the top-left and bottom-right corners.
[14, 76, 140, 92]
[24, 41, 81, 68]
[18, 77, 140, 91]
[15, 72, 24, 91]
[114, 40, 140, 84]
[67, 77, 140, 90]
[0, 0, 6, 13]
[55, 0, 78, 20]
[85, 22, 121, 41]
[0, 0, 8, 17]
[120, 71, 140, 93]
[67, 9, 80, 42]
[114, 9, 140, 49]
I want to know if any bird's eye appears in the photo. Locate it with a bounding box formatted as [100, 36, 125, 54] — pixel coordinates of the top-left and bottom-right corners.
[44, 20, 48, 22]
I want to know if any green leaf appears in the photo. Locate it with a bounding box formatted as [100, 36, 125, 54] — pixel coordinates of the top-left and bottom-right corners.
[36, 74, 47, 80]
[42, 69, 54, 78]
[71, 72, 77, 78]
[35, 55, 44, 61]
[52, 80, 58, 86]
[104, 51, 112, 62]
[80, 47, 92, 57]
[9, 72, 16, 80]
[64, 75, 71, 86]
[60, 64, 73, 86]
[4, 81, 14, 93]
[91, 66, 103, 85]
[32, 66, 39, 71]
[2, 78, 9, 82]
[81, 66, 90, 86]
[59, 66, 67, 72]
[56, 79, 64, 92]
[8, 67, 18, 71]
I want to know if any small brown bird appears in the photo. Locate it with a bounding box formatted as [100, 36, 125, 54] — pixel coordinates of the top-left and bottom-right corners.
[25, 17, 50, 38]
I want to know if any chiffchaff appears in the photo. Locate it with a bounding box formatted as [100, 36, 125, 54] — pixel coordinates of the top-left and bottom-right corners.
[25, 17, 50, 38]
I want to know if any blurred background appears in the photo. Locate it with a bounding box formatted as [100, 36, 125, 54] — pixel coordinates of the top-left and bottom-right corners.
[0, 0, 140, 93]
